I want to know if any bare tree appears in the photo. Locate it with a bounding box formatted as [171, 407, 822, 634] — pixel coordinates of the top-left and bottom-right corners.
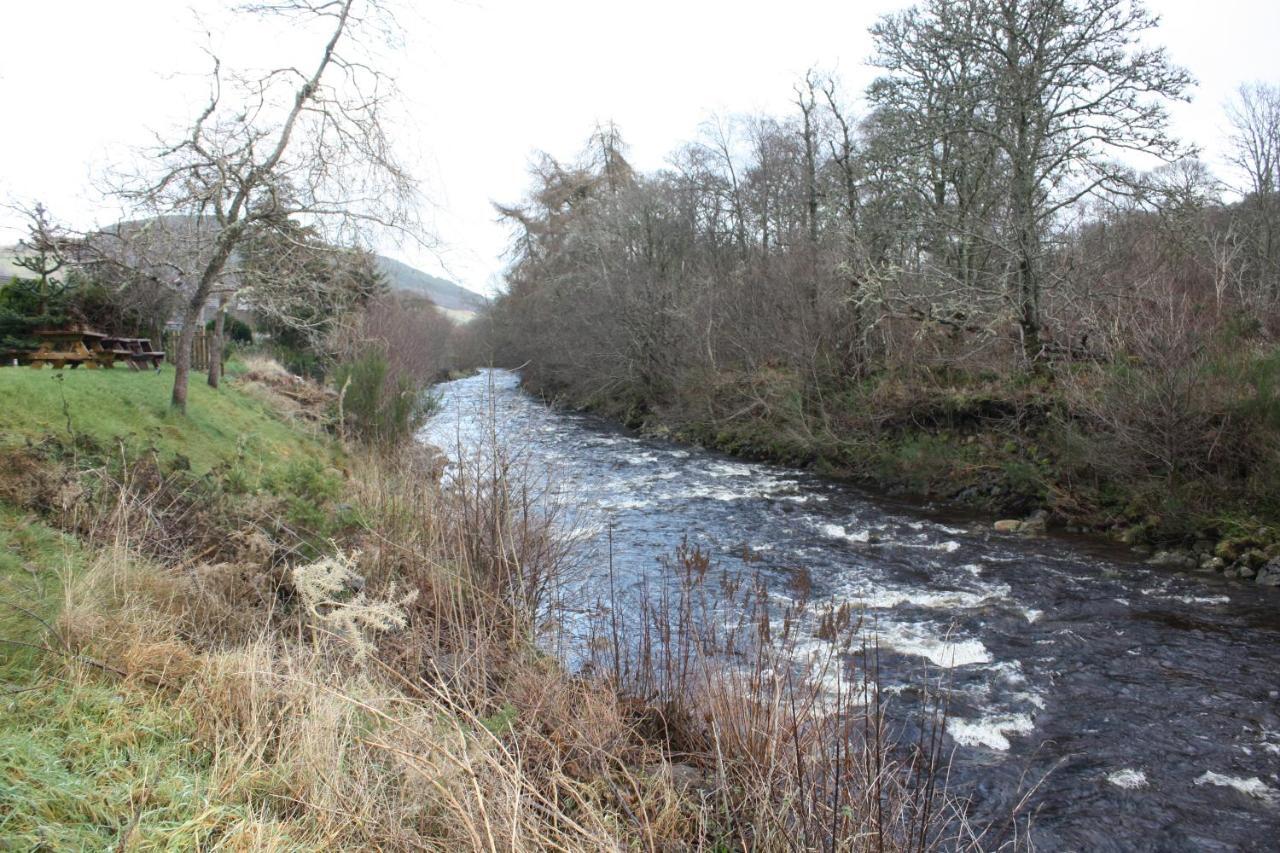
[1226, 82, 1280, 297]
[111, 0, 421, 412]
[871, 0, 1191, 363]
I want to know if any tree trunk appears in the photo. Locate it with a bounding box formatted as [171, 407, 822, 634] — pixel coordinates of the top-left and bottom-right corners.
[1017, 244, 1042, 363]
[208, 293, 229, 389]
[172, 229, 238, 412]
[171, 307, 198, 413]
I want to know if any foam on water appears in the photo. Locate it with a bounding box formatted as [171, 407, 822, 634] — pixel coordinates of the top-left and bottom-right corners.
[820, 523, 873, 543]
[1194, 772, 1277, 802]
[706, 461, 755, 478]
[948, 713, 1035, 750]
[907, 537, 961, 553]
[1172, 594, 1231, 605]
[1107, 768, 1148, 789]
[1013, 690, 1047, 710]
[850, 582, 1012, 611]
[877, 622, 993, 667]
[987, 660, 1028, 685]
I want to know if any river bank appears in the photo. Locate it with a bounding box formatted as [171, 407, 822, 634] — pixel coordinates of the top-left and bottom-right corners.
[517, 369, 1280, 596]
[0, 361, 961, 849]
[428, 369, 1280, 850]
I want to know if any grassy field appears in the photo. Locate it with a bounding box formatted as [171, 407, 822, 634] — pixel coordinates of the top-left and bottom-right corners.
[0, 364, 330, 475]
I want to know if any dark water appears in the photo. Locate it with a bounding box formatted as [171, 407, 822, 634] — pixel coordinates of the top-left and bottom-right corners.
[423, 370, 1280, 851]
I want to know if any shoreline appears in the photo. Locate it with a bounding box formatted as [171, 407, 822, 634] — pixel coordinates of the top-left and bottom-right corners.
[513, 374, 1280, 595]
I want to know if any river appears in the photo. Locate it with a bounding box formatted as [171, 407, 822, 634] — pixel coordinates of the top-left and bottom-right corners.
[422, 369, 1280, 851]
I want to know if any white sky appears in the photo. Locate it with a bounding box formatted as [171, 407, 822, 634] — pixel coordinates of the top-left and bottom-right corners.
[1, 0, 1278, 296]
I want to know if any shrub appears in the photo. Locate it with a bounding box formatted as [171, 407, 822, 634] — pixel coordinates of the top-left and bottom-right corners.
[331, 292, 452, 448]
[334, 349, 437, 446]
[206, 315, 254, 344]
[0, 275, 69, 349]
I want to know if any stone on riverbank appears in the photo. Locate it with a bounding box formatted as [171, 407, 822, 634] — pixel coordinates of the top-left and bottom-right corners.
[993, 511, 1048, 535]
[1148, 550, 1196, 570]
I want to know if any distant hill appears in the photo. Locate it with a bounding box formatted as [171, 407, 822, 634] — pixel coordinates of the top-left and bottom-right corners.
[375, 256, 487, 321]
[6, 231, 488, 324]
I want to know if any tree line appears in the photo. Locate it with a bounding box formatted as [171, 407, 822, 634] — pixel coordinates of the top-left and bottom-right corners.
[475, 0, 1280, 536]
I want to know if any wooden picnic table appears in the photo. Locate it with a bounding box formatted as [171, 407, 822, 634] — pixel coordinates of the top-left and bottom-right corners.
[102, 336, 166, 370]
[27, 327, 110, 369]
[24, 327, 165, 370]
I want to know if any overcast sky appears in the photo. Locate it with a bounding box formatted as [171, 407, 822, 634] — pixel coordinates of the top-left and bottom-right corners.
[1, 0, 1277, 295]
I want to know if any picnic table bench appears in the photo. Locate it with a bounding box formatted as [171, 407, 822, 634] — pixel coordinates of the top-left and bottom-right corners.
[24, 327, 165, 370]
[27, 327, 109, 369]
[103, 336, 166, 370]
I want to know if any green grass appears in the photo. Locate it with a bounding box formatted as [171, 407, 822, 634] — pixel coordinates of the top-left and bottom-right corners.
[0, 677, 262, 850]
[0, 507, 83, 678]
[0, 363, 338, 849]
[0, 364, 333, 476]
[0, 509, 255, 851]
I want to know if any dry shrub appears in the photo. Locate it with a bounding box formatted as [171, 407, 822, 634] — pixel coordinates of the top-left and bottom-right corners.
[48, 423, 974, 851]
[57, 543, 637, 850]
[581, 541, 974, 851]
[1060, 289, 1256, 487]
[238, 356, 337, 426]
[0, 446, 62, 510]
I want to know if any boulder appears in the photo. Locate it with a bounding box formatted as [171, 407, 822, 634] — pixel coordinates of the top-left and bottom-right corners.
[1148, 550, 1190, 568]
[1199, 557, 1226, 573]
[1021, 510, 1048, 534]
[994, 511, 1048, 535]
[1257, 558, 1280, 587]
[1242, 549, 1269, 569]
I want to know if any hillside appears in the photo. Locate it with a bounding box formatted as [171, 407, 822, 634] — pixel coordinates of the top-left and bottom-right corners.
[374, 255, 487, 321]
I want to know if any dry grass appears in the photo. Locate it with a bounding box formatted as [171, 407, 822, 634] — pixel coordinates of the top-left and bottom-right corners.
[236, 354, 339, 429]
[29, 386, 977, 850]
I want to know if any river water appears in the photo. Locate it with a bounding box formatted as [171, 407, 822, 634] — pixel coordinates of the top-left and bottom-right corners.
[422, 369, 1280, 851]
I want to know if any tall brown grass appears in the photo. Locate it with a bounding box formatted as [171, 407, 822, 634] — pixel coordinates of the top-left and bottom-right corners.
[47, 419, 981, 850]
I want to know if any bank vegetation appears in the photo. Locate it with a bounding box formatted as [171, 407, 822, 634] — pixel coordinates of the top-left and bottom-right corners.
[473, 0, 1280, 579]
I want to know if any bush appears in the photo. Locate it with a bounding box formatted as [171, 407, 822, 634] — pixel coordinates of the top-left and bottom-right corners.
[0, 276, 69, 349]
[334, 349, 437, 446]
[206, 315, 254, 344]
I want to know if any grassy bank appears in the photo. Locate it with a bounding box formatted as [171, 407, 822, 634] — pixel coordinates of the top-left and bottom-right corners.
[0, 361, 971, 849]
[0, 364, 332, 474]
[0, 363, 348, 846]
